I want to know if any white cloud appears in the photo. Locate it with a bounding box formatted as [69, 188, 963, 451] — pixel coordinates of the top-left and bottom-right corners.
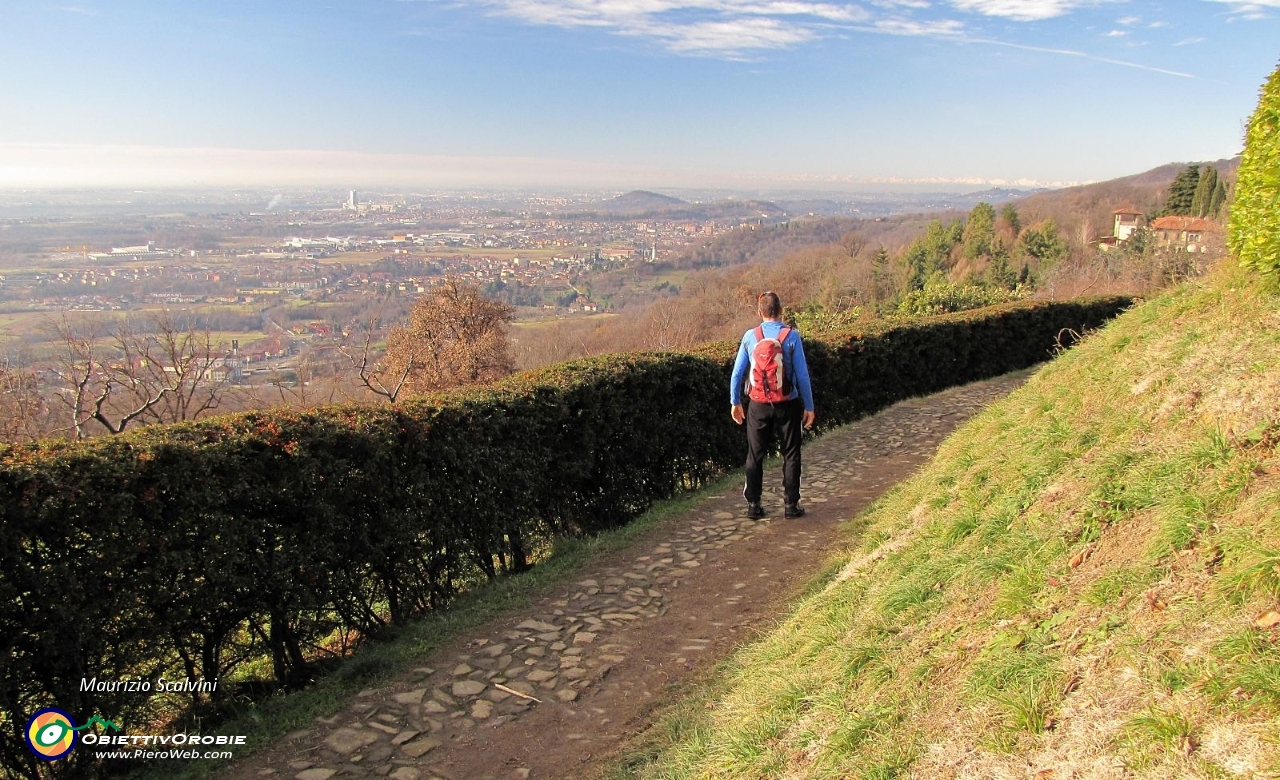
[474, 0, 872, 55]
[874, 17, 965, 34]
[1174, 35, 1205, 44]
[1117, 14, 1140, 24]
[641, 17, 817, 53]
[948, 0, 1089, 20]
[1104, 28, 1126, 36]
[1203, 0, 1280, 17]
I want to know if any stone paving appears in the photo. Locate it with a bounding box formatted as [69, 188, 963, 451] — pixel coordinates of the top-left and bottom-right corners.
[226, 373, 1028, 780]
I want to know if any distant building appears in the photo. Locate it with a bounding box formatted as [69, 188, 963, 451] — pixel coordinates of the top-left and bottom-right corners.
[1149, 216, 1219, 253]
[1113, 208, 1145, 242]
[89, 241, 174, 262]
[347, 191, 358, 211]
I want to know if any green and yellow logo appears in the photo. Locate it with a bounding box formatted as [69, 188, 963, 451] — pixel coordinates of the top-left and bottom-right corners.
[24, 709, 119, 761]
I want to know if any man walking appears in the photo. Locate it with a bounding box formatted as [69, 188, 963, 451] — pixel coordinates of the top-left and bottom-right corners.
[730, 291, 815, 519]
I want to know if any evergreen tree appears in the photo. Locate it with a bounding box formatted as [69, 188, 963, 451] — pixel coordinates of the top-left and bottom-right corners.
[1019, 220, 1069, 265]
[985, 240, 1017, 289]
[962, 202, 996, 259]
[903, 244, 929, 291]
[1191, 166, 1218, 217]
[871, 245, 891, 301]
[1000, 204, 1022, 239]
[1162, 165, 1201, 216]
[1210, 179, 1228, 218]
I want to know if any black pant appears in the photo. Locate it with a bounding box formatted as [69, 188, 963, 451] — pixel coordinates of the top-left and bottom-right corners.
[743, 397, 803, 505]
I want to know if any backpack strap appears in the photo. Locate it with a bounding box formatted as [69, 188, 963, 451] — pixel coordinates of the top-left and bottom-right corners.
[753, 325, 765, 342]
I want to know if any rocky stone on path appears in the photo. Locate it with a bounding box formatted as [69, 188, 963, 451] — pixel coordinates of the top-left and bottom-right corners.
[452, 680, 486, 697]
[388, 768, 422, 780]
[393, 689, 425, 705]
[323, 727, 378, 755]
[294, 769, 336, 780]
[399, 736, 442, 758]
[516, 619, 558, 632]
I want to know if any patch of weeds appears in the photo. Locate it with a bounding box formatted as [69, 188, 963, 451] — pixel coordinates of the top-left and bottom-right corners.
[861, 528, 891, 552]
[1084, 564, 1162, 607]
[966, 643, 1057, 701]
[825, 704, 899, 757]
[993, 680, 1055, 737]
[1190, 426, 1236, 470]
[841, 642, 894, 684]
[1154, 490, 1213, 554]
[855, 738, 920, 780]
[1078, 613, 1127, 650]
[1121, 708, 1197, 767]
[1207, 629, 1280, 708]
[941, 512, 980, 545]
[993, 555, 1053, 617]
[1156, 666, 1194, 694]
[1221, 542, 1280, 602]
[877, 577, 941, 620]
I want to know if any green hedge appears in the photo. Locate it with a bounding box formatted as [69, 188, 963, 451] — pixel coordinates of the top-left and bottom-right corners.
[0, 297, 1128, 777]
[1230, 62, 1280, 279]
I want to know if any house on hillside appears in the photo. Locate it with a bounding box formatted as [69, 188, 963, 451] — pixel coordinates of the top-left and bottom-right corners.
[1113, 208, 1145, 241]
[1097, 208, 1146, 251]
[1149, 216, 1219, 253]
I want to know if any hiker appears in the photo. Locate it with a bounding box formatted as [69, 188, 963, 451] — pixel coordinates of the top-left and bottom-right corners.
[729, 291, 815, 519]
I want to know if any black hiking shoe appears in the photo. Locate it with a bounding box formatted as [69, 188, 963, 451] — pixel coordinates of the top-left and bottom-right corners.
[784, 503, 806, 518]
[747, 502, 766, 519]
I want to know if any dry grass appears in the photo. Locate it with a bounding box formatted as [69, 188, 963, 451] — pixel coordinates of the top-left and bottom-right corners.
[624, 265, 1280, 780]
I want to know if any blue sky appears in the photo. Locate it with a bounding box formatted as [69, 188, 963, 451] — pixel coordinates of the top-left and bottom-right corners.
[0, 0, 1276, 190]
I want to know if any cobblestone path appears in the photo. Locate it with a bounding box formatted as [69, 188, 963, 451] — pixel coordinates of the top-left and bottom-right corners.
[224, 373, 1028, 780]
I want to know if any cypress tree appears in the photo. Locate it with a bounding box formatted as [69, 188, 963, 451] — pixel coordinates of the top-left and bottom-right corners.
[1191, 167, 1217, 217]
[1210, 179, 1228, 218]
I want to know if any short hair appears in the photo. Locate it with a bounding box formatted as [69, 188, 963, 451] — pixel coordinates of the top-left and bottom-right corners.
[757, 291, 782, 319]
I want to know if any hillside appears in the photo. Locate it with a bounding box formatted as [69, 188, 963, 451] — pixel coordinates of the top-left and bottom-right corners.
[629, 265, 1280, 778]
[601, 190, 687, 212]
[669, 159, 1240, 271]
[1013, 157, 1241, 239]
[592, 190, 787, 220]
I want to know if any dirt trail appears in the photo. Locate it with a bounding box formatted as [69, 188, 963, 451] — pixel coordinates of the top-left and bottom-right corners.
[221, 373, 1027, 780]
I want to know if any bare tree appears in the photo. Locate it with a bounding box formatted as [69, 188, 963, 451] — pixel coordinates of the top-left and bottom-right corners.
[339, 309, 415, 403]
[46, 312, 233, 438]
[0, 350, 51, 444]
[644, 297, 700, 351]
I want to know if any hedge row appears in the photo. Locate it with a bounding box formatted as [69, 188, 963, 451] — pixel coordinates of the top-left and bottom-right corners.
[0, 296, 1129, 777]
[1230, 61, 1280, 280]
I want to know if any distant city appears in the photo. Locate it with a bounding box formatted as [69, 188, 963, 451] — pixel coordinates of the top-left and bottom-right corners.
[0, 184, 1038, 383]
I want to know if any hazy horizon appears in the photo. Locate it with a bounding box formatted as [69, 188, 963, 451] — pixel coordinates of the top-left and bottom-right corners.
[1, 2, 1273, 193]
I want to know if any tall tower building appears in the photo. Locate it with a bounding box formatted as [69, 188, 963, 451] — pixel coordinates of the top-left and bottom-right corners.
[347, 191, 358, 211]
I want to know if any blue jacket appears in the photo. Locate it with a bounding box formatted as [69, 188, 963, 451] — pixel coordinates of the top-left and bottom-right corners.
[729, 320, 814, 411]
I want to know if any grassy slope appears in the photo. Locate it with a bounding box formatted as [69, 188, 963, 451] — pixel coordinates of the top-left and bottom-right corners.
[633, 266, 1280, 779]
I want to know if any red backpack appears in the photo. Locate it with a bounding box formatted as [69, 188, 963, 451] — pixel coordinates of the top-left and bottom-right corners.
[747, 326, 792, 403]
